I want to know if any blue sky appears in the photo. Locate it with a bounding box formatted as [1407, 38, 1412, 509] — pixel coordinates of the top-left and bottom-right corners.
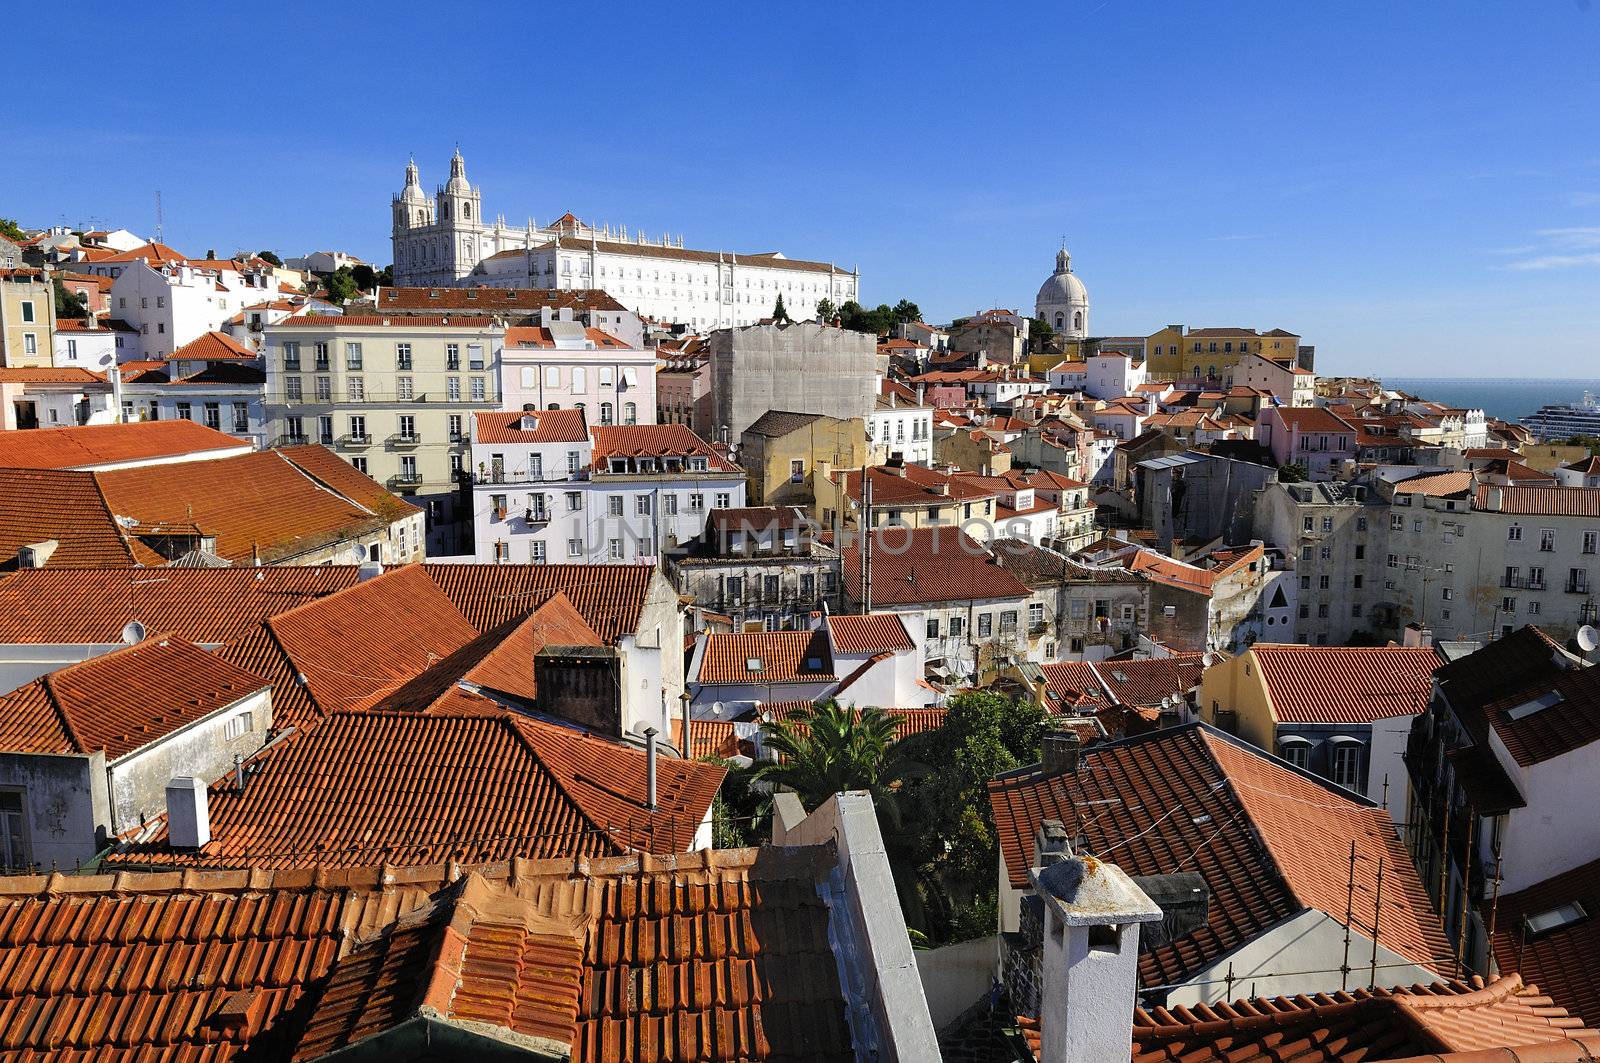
[6, 1, 1600, 377]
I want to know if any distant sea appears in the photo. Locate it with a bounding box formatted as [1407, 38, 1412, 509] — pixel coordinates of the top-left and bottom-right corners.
[1378, 377, 1600, 423]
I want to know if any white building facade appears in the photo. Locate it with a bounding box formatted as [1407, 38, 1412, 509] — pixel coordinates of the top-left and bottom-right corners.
[498, 312, 657, 426]
[390, 151, 859, 331]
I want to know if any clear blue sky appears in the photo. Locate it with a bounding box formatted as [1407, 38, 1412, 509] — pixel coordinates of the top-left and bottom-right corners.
[6, 1, 1600, 377]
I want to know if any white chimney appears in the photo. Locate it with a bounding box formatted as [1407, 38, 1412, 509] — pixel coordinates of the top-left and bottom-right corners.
[1032, 856, 1163, 1063]
[166, 777, 211, 849]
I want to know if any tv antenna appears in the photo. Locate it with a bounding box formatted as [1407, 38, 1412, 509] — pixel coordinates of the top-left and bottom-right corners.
[154, 190, 163, 243]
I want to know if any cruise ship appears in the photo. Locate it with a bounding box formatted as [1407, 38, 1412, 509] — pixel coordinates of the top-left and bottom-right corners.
[1521, 391, 1600, 441]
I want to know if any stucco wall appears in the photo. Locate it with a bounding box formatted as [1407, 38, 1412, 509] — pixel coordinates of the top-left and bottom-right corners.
[0, 750, 108, 870]
[711, 323, 878, 441]
[918, 935, 1000, 1031]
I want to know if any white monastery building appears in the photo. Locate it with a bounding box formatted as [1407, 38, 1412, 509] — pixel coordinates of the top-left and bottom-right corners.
[390, 151, 859, 331]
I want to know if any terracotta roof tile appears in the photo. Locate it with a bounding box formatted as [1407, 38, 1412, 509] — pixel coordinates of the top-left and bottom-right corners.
[843, 526, 1031, 607]
[1269, 406, 1358, 434]
[472, 408, 589, 444]
[987, 725, 1451, 989]
[590, 423, 736, 471]
[1491, 856, 1600, 1027]
[1123, 974, 1600, 1063]
[109, 710, 726, 867]
[1040, 661, 1111, 713]
[0, 847, 850, 1062]
[1094, 654, 1207, 709]
[0, 468, 162, 568]
[1477, 485, 1600, 517]
[377, 284, 626, 312]
[827, 613, 914, 654]
[698, 630, 836, 685]
[503, 324, 631, 349]
[168, 330, 257, 361]
[0, 420, 246, 470]
[1482, 655, 1600, 767]
[1394, 470, 1475, 497]
[422, 563, 655, 645]
[271, 314, 498, 328]
[0, 566, 361, 643]
[1250, 645, 1440, 724]
[0, 366, 107, 383]
[93, 449, 401, 564]
[277, 444, 423, 521]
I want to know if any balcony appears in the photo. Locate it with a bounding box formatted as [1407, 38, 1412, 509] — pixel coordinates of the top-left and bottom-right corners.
[388, 473, 424, 490]
[524, 507, 550, 525]
[277, 433, 308, 447]
[338, 433, 373, 449]
[387, 432, 423, 448]
[1501, 575, 1546, 590]
[471, 469, 586, 486]
[1566, 579, 1593, 595]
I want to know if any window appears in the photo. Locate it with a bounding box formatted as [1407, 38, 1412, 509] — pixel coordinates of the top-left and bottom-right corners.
[544, 366, 560, 387]
[398, 376, 414, 400]
[349, 415, 367, 441]
[1354, 545, 1365, 560]
[314, 342, 330, 370]
[1442, 587, 1454, 601]
[607, 495, 623, 516]
[572, 367, 587, 392]
[1502, 597, 1516, 613]
[1279, 739, 1311, 769]
[283, 342, 301, 369]
[927, 617, 940, 639]
[689, 492, 705, 511]
[1028, 602, 1045, 628]
[315, 376, 331, 402]
[1353, 574, 1363, 589]
[1387, 553, 1399, 568]
[470, 377, 485, 401]
[447, 376, 461, 401]
[1303, 516, 1314, 532]
[399, 455, 417, 480]
[531, 541, 547, 564]
[22, 334, 35, 355]
[446, 343, 460, 370]
[1329, 743, 1361, 790]
[468, 344, 484, 370]
[608, 538, 623, 560]
[977, 613, 993, 638]
[1391, 514, 1404, 530]
[566, 491, 581, 511]
[349, 376, 364, 401]
[203, 403, 221, 430]
[224, 712, 253, 741]
[1508, 525, 1523, 542]
[1318, 604, 1329, 618]
[396, 343, 412, 369]
[232, 402, 249, 433]
[398, 414, 416, 441]
[791, 459, 805, 484]
[1320, 546, 1332, 560]
[1540, 529, 1556, 552]
[568, 538, 583, 557]
[345, 343, 363, 370]
[567, 451, 581, 474]
[318, 416, 334, 444]
[1356, 516, 1368, 532]
[1319, 575, 1331, 589]
[1585, 531, 1598, 555]
[448, 414, 463, 442]
[1528, 600, 1542, 615]
[600, 402, 614, 425]
[176, 401, 193, 421]
[636, 495, 651, 515]
[351, 457, 367, 474]
[716, 492, 731, 509]
[1322, 517, 1334, 532]
[0, 791, 30, 869]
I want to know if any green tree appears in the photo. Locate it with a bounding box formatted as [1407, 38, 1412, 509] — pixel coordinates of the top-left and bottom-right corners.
[1277, 461, 1310, 483]
[771, 294, 792, 325]
[321, 267, 359, 305]
[892, 298, 921, 325]
[1030, 316, 1056, 350]
[256, 250, 282, 267]
[816, 296, 836, 322]
[376, 265, 394, 288]
[897, 690, 1048, 941]
[52, 277, 87, 319]
[1556, 434, 1600, 456]
[754, 702, 924, 827]
[351, 263, 378, 292]
[0, 218, 26, 242]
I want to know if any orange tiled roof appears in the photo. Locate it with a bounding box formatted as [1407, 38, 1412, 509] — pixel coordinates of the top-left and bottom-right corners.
[0, 468, 165, 568]
[1477, 484, 1600, 517]
[473, 408, 589, 444]
[1123, 974, 1600, 1063]
[503, 324, 632, 349]
[0, 635, 267, 758]
[96, 241, 188, 265]
[92, 449, 402, 565]
[1250, 644, 1439, 724]
[271, 314, 498, 328]
[377, 284, 627, 312]
[1482, 653, 1600, 767]
[278, 444, 422, 522]
[0, 366, 107, 383]
[0, 849, 853, 1062]
[987, 725, 1452, 988]
[422, 562, 656, 645]
[0, 420, 246, 470]
[1040, 660, 1111, 713]
[590, 423, 737, 471]
[828, 613, 914, 654]
[698, 630, 836, 685]
[0, 566, 361, 643]
[1492, 856, 1600, 1027]
[1394, 470, 1474, 497]
[168, 330, 257, 361]
[110, 709, 727, 867]
[1094, 653, 1207, 708]
[843, 526, 1031, 607]
[1269, 406, 1358, 434]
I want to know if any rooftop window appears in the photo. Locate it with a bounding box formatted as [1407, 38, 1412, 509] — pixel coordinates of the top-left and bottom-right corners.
[1506, 690, 1565, 721]
[1525, 902, 1587, 937]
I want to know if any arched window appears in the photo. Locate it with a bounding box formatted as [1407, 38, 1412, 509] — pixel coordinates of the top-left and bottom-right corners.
[600, 402, 614, 425]
[1073, 311, 1083, 331]
[1054, 312, 1064, 329]
[623, 402, 637, 425]
[1207, 365, 1217, 378]
[547, 402, 560, 410]
[463, 202, 471, 220]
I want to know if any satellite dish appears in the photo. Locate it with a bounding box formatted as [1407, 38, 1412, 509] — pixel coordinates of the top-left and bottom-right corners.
[346, 544, 367, 565]
[120, 620, 147, 645]
[1578, 625, 1599, 654]
[712, 701, 723, 717]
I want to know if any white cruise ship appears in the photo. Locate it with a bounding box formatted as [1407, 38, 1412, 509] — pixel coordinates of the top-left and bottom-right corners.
[1521, 391, 1600, 441]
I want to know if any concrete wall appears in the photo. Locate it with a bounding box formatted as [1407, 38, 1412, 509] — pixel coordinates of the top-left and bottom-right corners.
[0, 750, 108, 870]
[1166, 907, 1436, 1007]
[1495, 733, 1600, 894]
[711, 323, 878, 441]
[107, 687, 271, 833]
[917, 935, 1000, 1032]
[0, 643, 124, 696]
[617, 569, 686, 739]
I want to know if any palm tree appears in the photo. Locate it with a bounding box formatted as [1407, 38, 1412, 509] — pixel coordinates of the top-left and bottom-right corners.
[753, 702, 923, 827]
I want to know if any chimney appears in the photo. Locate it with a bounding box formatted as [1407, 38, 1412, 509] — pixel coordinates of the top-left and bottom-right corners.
[644, 726, 659, 810]
[1033, 818, 1072, 869]
[166, 777, 211, 849]
[17, 539, 58, 569]
[1042, 730, 1081, 775]
[1484, 485, 1504, 511]
[1031, 857, 1163, 1063]
[1402, 622, 1433, 648]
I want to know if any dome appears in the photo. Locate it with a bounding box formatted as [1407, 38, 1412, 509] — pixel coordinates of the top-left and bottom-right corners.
[1036, 267, 1088, 309]
[445, 149, 471, 195]
[1034, 246, 1090, 339]
[400, 158, 425, 203]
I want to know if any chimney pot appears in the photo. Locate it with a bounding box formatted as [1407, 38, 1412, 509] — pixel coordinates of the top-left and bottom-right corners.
[644, 726, 659, 810]
[166, 777, 211, 849]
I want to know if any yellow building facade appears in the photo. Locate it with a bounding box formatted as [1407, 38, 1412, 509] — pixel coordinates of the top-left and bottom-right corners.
[1144, 325, 1301, 382]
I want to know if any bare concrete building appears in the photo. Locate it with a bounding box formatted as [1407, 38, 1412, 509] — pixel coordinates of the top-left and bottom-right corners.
[709, 321, 878, 442]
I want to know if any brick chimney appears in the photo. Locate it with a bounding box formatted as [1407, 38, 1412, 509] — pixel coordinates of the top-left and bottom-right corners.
[1042, 730, 1081, 775]
[1031, 856, 1163, 1063]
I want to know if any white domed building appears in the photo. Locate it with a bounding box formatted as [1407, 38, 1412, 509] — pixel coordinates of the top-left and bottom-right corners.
[1035, 246, 1089, 341]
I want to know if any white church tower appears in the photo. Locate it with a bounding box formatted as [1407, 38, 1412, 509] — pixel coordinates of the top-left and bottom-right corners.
[1035, 245, 1090, 341]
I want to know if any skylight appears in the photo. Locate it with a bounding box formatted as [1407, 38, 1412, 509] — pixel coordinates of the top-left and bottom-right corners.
[1525, 902, 1587, 937]
[1506, 690, 1565, 722]
[746, 657, 763, 672]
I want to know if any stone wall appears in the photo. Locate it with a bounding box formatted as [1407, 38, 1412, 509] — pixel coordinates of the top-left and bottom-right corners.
[710, 323, 878, 442]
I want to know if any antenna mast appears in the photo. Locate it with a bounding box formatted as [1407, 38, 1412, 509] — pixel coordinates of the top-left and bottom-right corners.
[154, 191, 164, 243]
